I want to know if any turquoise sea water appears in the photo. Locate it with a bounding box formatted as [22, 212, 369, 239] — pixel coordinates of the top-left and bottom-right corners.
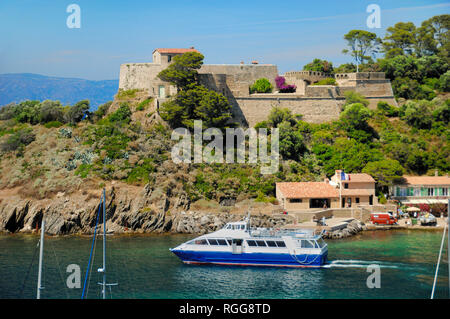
[0, 230, 448, 299]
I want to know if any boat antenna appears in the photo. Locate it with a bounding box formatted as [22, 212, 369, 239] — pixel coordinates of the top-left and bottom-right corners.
[97, 188, 117, 299]
[36, 218, 45, 299]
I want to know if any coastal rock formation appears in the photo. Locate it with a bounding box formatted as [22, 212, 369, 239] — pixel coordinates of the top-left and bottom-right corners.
[0, 184, 289, 235]
[322, 219, 367, 239]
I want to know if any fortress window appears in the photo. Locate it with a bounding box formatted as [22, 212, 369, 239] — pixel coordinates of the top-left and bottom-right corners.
[168, 55, 172, 62]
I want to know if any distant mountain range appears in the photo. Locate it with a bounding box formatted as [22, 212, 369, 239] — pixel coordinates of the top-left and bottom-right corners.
[0, 73, 119, 110]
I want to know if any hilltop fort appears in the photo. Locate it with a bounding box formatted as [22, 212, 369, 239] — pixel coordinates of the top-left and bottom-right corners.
[118, 47, 397, 126]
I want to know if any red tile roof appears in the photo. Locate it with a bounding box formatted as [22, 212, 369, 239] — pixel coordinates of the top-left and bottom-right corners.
[400, 175, 450, 186]
[276, 182, 339, 199]
[346, 173, 375, 183]
[153, 48, 200, 54]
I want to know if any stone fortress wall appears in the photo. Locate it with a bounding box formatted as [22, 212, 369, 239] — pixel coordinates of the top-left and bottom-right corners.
[118, 49, 397, 127]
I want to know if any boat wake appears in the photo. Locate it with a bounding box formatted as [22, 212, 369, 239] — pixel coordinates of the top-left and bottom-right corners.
[322, 259, 400, 269]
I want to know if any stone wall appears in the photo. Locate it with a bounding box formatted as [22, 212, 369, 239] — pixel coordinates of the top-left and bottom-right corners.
[118, 59, 397, 126]
[235, 94, 342, 126]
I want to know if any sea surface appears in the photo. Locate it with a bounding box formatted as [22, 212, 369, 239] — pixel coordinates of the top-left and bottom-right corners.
[0, 229, 448, 299]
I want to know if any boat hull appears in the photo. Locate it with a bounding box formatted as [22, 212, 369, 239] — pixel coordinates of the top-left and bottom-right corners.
[171, 249, 328, 268]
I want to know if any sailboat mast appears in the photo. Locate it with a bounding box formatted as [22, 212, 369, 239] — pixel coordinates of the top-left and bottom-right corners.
[37, 218, 45, 299]
[102, 188, 106, 300]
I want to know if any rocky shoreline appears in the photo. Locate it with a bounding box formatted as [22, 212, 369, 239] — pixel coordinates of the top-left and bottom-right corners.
[322, 219, 367, 239]
[0, 184, 292, 236]
[0, 183, 373, 239]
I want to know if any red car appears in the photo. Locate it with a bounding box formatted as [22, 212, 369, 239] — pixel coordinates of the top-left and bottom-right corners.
[370, 212, 397, 225]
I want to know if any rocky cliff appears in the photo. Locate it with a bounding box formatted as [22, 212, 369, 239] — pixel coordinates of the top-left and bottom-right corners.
[0, 183, 289, 236]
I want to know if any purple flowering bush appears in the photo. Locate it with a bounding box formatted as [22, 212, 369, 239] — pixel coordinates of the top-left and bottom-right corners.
[275, 76, 296, 93]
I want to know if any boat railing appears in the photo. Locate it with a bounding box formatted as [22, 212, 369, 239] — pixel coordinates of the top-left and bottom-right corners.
[249, 227, 316, 239]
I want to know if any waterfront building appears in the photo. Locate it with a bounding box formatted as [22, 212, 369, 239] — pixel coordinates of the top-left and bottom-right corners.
[276, 170, 378, 211]
[275, 181, 340, 211]
[389, 175, 450, 208]
[330, 170, 377, 208]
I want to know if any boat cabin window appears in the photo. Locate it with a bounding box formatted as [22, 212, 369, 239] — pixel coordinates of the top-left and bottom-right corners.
[300, 240, 315, 248]
[232, 239, 243, 246]
[217, 239, 228, 246]
[246, 240, 257, 247]
[255, 240, 267, 247]
[208, 239, 219, 245]
[316, 238, 326, 248]
[227, 239, 233, 245]
[192, 239, 208, 245]
[275, 241, 286, 247]
[266, 241, 277, 247]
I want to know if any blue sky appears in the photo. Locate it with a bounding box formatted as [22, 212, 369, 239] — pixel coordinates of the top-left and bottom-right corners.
[0, 0, 449, 80]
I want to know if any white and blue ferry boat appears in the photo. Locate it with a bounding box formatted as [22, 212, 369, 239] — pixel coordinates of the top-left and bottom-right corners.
[170, 215, 328, 268]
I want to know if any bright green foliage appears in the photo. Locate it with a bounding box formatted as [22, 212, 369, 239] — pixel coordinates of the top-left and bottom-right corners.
[159, 84, 232, 129]
[377, 101, 399, 117]
[362, 159, 404, 188]
[343, 91, 369, 108]
[108, 103, 132, 123]
[340, 103, 373, 131]
[116, 89, 139, 99]
[267, 107, 300, 128]
[75, 163, 93, 178]
[303, 59, 334, 74]
[342, 30, 381, 68]
[312, 78, 337, 85]
[250, 78, 273, 93]
[65, 100, 90, 124]
[44, 121, 63, 128]
[136, 98, 153, 111]
[401, 100, 433, 129]
[440, 71, 450, 91]
[157, 52, 204, 90]
[432, 99, 450, 123]
[278, 121, 306, 160]
[383, 22, 417, 57]
[126, 158, 156, 185]
[93, 101, 112, 121]
[158, 52, 232, 129]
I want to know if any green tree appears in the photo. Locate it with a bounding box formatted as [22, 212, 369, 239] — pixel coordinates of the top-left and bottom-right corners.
[194, 89, 232, 128]
[402, 100, 433, 129]
[382, 22, 417, 57]
[278, 121, 306, 160]
[159, 84, 232, 129]
[342, 30, 381, 72]
[362, 159, 404, 189]
[439, 70, 450, 91]
[267, 107, 301, 128]
[65, 100, 90, 124]
[157, 52, 204, 91]
[108, 102, 132, 123]
[250, 78, 273, 93]
[303, 58, 334, 74]
[343, 91, 369, 108]
[417, 15, 450, 59]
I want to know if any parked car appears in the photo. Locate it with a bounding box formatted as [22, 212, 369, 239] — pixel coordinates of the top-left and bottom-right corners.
[370, 212, 397, 225]
[419, 213, 437, 226]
